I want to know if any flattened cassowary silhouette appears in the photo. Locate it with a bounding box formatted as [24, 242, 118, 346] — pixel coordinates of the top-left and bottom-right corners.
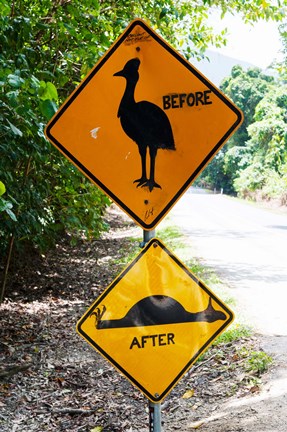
[91, 295, 227, 329]
[114, 58, 175, 192]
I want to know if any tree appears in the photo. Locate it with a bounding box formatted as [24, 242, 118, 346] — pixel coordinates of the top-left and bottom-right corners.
[231, 17, 287, 200]
[234, 85, 287, 199]
[198, 66, 276, 193]
[0, 181, 16, 222]
[1, 0, 286, 300]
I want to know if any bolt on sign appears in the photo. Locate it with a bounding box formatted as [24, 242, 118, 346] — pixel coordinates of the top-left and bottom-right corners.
[45, 19, 243, 230]
[77, 239, 234, 402]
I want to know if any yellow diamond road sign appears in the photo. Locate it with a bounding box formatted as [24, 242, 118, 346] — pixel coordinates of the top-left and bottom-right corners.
[77, 239, 234, 402]
[45, 19, 243, 230]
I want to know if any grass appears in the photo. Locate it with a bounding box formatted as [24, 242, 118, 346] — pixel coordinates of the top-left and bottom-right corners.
[214, 323, 252, 345]
[239, 347, 273, 375]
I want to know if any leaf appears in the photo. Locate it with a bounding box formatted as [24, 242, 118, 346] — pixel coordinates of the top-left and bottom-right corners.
[39, 81, 58, 101]
[182, 389, 195, 399]
[39, 99, 58, 120]
[159, 8, 168, 19]
[7, 120, 23, 137]
[6, 91, 19, 106]
[90, 427, 103, 432]
[6, 208, 17, 222]
[0, 181, 6, 196]
[0, 198, 12, 212]
[7, 74, 24, 88]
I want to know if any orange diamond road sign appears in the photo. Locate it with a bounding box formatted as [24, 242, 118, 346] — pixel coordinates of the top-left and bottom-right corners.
[45, 19, 243, 230]
[76, 239, 234, 402]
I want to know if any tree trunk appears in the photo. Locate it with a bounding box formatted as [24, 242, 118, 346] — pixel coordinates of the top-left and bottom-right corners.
[0, 235, 14, 303]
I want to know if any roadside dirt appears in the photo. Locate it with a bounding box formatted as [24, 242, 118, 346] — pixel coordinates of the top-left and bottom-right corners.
[0, 205, 286, 431]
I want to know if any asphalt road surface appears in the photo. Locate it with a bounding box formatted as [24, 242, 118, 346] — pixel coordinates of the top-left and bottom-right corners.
[168, 188, 287, 337]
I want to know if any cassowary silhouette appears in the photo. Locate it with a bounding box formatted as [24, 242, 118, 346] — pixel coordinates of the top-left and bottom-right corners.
[91, 296, 227, 329]
[114, 58, 175, 192]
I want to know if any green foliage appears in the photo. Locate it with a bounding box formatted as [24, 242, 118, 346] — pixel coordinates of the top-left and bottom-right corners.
[1, 0, 286, 262]
[199, 63, 287, 200]
[157, 225, 186, 252]
[220, 67, 275, 191]
[0, 1, 114, 255]
[260, 168, 287, 201]
[198, 66, 275, 193]
[215, 324, 252, 345]
[233, 85, 287, 200]
[0, 55, 109, 251]
[0, 181, 6, 197]
[234, 163, 265, 195]
[221, 66, 274, 146]
[0, 181, 17, 222]
[248, 87, 287, 170]
[90, 427, 103, 432]
[196, 150, 234, 194]
[279, 20, 287, 81]
[244, 350, 273, 375]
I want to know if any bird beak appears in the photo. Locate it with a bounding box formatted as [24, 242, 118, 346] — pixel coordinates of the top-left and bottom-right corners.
[113, 69, 124, 77]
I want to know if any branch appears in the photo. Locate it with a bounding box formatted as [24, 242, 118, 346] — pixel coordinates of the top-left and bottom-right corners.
[0, 363, 31, 378]
[50, 407, 97, 415]
[189, 353, 217, 373]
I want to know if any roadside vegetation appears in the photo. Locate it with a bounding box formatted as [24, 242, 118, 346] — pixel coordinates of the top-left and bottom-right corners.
[197, 63, 287, 205]
[0, 209, 274, 431]
[1, 0, 287, 301]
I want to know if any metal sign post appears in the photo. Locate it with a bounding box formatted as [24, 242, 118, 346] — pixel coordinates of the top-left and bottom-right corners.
[143, 229, 156, 246]
[142, 229, 161, 432]
[149, 401, 162, 432]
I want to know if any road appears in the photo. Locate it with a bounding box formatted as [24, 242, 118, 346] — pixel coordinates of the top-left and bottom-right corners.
[168, 188, 287, 337]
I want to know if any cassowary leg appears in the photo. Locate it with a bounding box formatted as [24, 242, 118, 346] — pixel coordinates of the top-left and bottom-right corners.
[133, 146, 148, 187]
[142, 147, 161, 192]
